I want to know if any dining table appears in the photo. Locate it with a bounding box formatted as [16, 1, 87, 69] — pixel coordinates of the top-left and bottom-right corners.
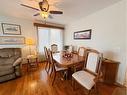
[53, 51, 85, 79]
[53, 51, 85, 68]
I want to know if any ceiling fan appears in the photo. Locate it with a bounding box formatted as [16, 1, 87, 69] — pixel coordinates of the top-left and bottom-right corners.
[20, 0, 63, 19]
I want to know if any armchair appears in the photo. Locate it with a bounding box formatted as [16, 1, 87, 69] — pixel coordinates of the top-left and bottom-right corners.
[0, 48, 22, 82]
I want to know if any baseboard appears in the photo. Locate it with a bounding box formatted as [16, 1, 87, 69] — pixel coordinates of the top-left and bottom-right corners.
[114, 82, 126, 88]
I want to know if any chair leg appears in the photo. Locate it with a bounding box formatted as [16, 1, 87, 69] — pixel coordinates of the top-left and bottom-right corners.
[60, 70, 67, 80]
[72, 77, 75, 90]
[52, 72, 56, 86]
[88, 90, 91, 95]
[47, 63, 51, 74]
[36, 58, 39, 68]
[45, 62, 48, 71]
[64, 71, 67, 80]
[94, 84, 99, 95]
[50, 66, 54, 77]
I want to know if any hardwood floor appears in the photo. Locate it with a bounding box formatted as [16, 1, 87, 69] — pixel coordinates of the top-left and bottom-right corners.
[0, 63, 122, 95]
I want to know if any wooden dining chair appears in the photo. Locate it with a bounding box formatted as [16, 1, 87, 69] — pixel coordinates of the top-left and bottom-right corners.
[68, 45, 73, 52]
[48, 49, 68, 85]
[51, 44, 58, 53]
[78, 47, 87, 57]
[72, 49, 103, 95]
[44, 47, 50, 73]
[74, 47, 88, 71]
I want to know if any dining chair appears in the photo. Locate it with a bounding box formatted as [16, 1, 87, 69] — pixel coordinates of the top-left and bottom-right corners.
[51, 44, 58, 53]
[48, 49, 68, 85]
[68, 45, 73, 52]
[72, 49, 103, 95]
[78, 47, 87, 57]
[44, 47, 50, 73]
[74, 47, 88, 71]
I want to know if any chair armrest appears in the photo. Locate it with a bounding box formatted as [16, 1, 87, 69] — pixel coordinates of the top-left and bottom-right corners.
[13, 58, 22, 66]
[94, 77, 98, 83]
[93, 74, 102, 83]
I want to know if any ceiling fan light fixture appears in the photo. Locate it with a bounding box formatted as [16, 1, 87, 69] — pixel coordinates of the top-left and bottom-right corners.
[40, 11, 49, 19]
[20, 0, 63, 21]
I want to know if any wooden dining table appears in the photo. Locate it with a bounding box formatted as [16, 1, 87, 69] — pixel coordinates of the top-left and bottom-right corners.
[53, 51, 85, 68]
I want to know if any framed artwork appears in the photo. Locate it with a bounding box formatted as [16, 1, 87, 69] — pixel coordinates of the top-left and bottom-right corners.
[0, 36, 25, 45]
[74, 29, 92, 39]
[1, 23, 21, 35]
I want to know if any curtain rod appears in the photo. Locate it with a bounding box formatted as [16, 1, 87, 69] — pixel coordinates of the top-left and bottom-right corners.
[33, 23, 65, 30]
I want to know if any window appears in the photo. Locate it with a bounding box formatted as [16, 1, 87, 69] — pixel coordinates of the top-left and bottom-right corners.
[37, 27, 63, 55]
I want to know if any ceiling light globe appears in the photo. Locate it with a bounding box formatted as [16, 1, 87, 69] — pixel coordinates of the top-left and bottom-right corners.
[40, 11, 49, 19]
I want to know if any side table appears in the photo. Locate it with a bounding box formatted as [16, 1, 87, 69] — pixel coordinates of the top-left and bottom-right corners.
[27, 55, 39, 71]
[101, 58, 120, 84]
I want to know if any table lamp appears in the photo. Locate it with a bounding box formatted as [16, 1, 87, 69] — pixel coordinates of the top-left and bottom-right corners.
[26, 38, 35, 55]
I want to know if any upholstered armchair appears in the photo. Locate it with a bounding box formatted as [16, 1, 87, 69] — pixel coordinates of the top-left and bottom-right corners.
[0, 48, 22, 82]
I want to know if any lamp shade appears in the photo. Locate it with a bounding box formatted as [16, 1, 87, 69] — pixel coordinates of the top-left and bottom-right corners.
[25, 38, 35, 45]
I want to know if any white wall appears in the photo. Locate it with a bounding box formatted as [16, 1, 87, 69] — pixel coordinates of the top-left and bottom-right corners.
[0, 15, 37, 59]
[64, 0, 126, 85]
[125, 0, 127, 87]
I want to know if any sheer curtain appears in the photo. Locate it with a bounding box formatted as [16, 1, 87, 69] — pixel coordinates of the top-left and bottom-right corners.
[38, 27, 63, 55]
[50, 29, 63, 51]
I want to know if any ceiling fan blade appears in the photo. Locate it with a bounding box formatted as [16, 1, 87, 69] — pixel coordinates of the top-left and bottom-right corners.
[20, 4, 40, 11]
[33, 13, 40, 16]
[49, 11, 63, 14]
[48, 14, 53, 19]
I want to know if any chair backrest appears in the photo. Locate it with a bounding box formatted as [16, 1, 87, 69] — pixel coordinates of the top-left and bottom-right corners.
[68, 45, 73, 52]
[64, 45, 69, 50]
[48, 49, 56, 71]
[44, 47, 49, 61]
[78, 47, 87, 57]
[85, 49, 102, 75]
[51, 44, 58, 53]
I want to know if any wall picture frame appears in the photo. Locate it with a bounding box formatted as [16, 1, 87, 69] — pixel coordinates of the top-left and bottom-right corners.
[1, 23, 21, 35]
[0, 36, 25, 45]
[74, 29, 92, 39]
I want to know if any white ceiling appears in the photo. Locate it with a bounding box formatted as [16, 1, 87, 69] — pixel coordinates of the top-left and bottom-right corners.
[0, 0, 121, 25]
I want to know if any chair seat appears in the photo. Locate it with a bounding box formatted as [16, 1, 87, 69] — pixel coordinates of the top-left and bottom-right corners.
[55, 66, 67, 72]
[72, 70, 95, 90]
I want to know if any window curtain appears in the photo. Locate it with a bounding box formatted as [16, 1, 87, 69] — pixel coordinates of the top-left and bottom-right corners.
[37, 27, 63, 55]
